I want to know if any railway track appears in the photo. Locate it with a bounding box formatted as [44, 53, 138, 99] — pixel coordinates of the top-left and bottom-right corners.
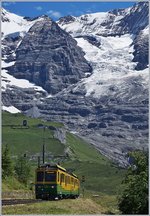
[2, 199, 43, 206]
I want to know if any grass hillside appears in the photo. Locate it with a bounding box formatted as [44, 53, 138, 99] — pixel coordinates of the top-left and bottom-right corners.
[2, 112, 64, 156]
[64, 133, 125, 194]
[2, 198, 108, 214]
[2, 111, 125, 199]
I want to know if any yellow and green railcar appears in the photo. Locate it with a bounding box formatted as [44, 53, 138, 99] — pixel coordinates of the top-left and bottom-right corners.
[35, 164, 80, 200]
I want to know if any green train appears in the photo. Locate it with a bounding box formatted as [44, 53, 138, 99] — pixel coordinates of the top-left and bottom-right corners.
[35, 164, 80, 200]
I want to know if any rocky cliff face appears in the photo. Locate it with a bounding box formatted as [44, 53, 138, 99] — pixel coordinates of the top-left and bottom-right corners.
[110, 2, 148, 35]
[133, 28, 149, 70]
[1, 2, 149, 166]
[8, 16, 92, 94]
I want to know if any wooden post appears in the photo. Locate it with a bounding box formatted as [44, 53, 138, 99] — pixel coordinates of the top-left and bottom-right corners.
[42, 143, 45, 164]
[82, 175, 85, 198]
[42, 126, 45, 164]
[38, 156, 40, 167]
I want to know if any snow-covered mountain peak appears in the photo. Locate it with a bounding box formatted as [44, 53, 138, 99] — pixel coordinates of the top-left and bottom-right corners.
[58, 2, 148, 37]
[58, 15, 76, 25]
[2, 7, 23, 21]
[108, 7, 128, 16]
[1, 8, 45, 39]
[58, 11, 118, 37]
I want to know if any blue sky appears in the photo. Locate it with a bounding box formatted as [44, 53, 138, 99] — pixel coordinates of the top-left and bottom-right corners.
[2, 1, 136, 20]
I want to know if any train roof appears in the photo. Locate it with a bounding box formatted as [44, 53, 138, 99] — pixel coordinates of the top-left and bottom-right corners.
[38, 164, 66, 171]
[37, 164, 79, 179]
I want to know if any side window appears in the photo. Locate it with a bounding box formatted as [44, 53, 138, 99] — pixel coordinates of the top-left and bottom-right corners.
[68, 176, 70, 184]
[65, 175, 67, 186]
[37, 171, 44, 182]
[57, 172, 60, 182]
[60, 174, 62, 184]
[60, 173, 64, 184]
[71, 177, 73, 185]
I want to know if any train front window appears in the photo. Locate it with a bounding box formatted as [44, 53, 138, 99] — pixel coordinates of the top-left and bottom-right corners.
[37, 171, 44, 182]
[45, 172, 56, 182]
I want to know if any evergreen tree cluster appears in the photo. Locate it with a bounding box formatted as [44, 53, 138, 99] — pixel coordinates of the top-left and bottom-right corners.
[2, 144, 31, 185]
[2, 144, 13, 178]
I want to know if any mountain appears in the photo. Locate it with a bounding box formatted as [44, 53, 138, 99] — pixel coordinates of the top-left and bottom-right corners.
[58, 2, 148, 37]
[1, 2, 149, 166]
[1, 8, 48, 110]
[58, 1, 148, 70]
[8, 16, 92, 94]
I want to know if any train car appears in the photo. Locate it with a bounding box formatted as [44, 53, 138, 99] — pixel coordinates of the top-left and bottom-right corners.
[35, 164, 80, 200]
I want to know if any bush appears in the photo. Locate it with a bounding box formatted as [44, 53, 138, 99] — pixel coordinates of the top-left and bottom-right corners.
[118, 150, 148, 214]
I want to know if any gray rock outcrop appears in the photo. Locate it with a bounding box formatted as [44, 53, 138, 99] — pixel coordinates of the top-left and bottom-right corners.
[54, 128, 66, 144]
[8, 16, 92, 94]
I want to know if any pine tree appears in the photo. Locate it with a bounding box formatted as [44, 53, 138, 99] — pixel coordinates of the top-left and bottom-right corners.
[2, 144, 13, 178]
[14, 155, 31, 185]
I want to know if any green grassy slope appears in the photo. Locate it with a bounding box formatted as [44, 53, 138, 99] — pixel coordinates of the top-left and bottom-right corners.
[2, 112, 64, 155]
[2, 111, 125, 195]
[2, 198, 106, 215]
[64, 133, 124, 194]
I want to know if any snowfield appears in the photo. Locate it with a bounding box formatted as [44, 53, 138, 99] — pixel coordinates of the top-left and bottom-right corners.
[1, 61, 46, 92]
[59, 11, 126, 37]
[74, 34, 148, 98]
[58, 8, 148, 101]
[2, 8, 43, 39]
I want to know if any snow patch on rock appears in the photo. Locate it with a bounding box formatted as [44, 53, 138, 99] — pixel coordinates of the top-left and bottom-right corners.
[2, 105, 21, 113]
[2, 61, 46, 93]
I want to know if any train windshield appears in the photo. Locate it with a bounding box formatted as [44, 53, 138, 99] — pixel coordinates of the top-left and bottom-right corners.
[37, 171, 44, 182]
[45, 171, 56, 182]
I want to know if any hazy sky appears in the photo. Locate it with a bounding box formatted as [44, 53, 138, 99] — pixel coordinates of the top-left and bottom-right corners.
[2, 1, 136, 20]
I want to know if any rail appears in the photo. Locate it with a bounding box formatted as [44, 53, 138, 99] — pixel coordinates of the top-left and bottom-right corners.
[2, 199, 43, 206]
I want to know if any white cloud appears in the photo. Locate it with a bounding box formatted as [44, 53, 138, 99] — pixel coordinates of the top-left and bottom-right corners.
[46, 10, 62, 19]
[86, 10, 92, 14]
[35, 6, 43, 11]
